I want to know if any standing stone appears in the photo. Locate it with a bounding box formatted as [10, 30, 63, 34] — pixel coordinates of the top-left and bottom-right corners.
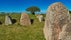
[5, 15, 12, 25]
[36, 14, 44, 22]
[20, 13, 31, 26]
[43, 2, 71, 40]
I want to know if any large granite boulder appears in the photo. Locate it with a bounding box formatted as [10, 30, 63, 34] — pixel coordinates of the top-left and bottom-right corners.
[5, 15, 12, 25]
[43, 2, 71, 40]
[20, 13, 31, 26]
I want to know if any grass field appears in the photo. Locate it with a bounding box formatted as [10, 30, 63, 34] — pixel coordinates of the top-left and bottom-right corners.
[0, 13, 45, 40]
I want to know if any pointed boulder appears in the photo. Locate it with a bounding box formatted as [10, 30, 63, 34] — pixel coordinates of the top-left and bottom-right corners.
[5, 15, 12, 25]
[20, 13, 31, 26]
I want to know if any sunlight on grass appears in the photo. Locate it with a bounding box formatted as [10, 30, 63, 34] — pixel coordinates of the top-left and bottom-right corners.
[0, 13, 45, 40]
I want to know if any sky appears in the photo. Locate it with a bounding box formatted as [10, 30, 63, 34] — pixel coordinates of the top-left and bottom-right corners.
[0, 0, 71, 13]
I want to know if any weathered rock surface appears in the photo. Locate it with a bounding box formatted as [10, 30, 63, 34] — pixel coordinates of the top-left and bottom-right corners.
[5, 15, 12, 25]
[20, 13, 31, 26]
[59, 23, 71, 40]
[43, 2, 71, 40]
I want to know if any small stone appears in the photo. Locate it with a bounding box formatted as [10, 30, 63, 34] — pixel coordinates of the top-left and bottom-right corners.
[20, 13, 31, 26]
[36, 14, 44, 22]
[5, 15, 12, 25]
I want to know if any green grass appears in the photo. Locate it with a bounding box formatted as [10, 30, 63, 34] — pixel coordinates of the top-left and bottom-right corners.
[0, 13, 45, 40]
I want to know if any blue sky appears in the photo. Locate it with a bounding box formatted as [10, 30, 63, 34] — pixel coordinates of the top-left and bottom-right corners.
[0, 0, 71, 12]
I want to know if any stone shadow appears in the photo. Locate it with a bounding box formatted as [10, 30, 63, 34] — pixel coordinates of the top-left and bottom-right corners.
[42, 18, 45, 21]
[6, 16, 17, 24]
[30, 19, 34, 24]
[0, 21, 2, 25]
[12, 19, 17, 24]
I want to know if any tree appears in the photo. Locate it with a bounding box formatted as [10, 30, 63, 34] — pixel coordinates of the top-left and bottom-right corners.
[26, 6, 40, 15]
[69, 11, 71, 14]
